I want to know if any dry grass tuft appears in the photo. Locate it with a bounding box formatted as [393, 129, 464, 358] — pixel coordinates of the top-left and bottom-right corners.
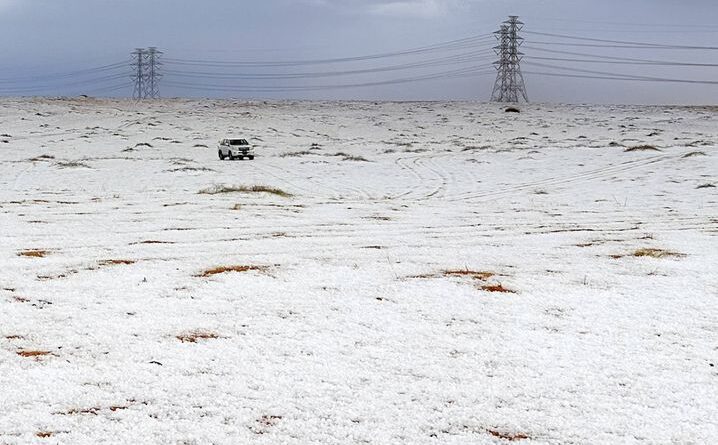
[17, 349, 52, 358]
[444, 270, 495, 280]
[625, 145, 660, 152]
[199, 184, 292, 197]
[480, 284, 516, 293]
[632, 248, 685, 258]
[36, 432, 54, 438]
[18, 249, 49, 258]
[98, 259, 136, 266]
[486, 429, 529, 441]
[342, 155, 370, 162]
[280, 150, 313, 158]
[250, 415, 283, 434]
[232, 203, 242, 210]
[176, 329, 220, 343]
[611, 248, 685, 259]
[682, 151, 706, 158]
[197, 265, 268, 277]
[55, 160, 91, 168]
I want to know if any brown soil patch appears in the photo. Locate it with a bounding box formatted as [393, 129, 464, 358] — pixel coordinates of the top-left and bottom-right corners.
[17, 350, 52, 358]
[197, 265, 267, 277]
[480, 284, 515, 293]
[176, 330, 220, 343]
[487, 429, 529, 441]
[36, 432, 54, 438]
[18, 249, 49, 258]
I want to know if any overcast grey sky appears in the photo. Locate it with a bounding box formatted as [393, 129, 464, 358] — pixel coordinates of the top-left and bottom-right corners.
[1, 0, 717, 103]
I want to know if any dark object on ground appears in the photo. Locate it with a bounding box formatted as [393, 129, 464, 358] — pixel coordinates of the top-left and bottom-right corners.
[505, 107, 520, 113]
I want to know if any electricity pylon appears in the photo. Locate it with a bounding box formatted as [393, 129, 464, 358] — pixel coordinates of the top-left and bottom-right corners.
[491, 16, 528, 103]
[131, 47, 162, 99]
[146, 47, 162, 99]
[131, 48, 145, 100]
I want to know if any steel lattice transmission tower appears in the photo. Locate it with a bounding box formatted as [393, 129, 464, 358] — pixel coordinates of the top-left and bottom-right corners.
[131, 47, 162, 100]
[146, 47, 163, 99]
[491, 16, 528, 103]
[131, 48, 145, 100]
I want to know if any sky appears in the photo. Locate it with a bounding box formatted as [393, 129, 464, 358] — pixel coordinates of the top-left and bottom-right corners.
[0, 0, 717, 103]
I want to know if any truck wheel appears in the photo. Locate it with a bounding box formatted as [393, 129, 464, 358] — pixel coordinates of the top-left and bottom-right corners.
[248, 156, 254, 160]
[218, 151, 225, 160]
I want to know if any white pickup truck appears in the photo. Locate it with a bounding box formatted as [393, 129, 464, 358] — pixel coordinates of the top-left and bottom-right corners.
[218, 138, 255, 160]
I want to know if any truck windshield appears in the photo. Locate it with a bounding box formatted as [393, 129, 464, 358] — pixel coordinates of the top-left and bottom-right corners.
[229, 139, 248, 145]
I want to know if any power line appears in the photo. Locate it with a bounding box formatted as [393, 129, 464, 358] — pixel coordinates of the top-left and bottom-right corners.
[162, 65, 496, 93]
[524, 31, 718, 50]
[163, 34, 495, 67]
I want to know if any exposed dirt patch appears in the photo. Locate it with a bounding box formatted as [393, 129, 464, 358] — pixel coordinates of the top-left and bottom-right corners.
[682, 151, 706, 158]
[487, 429, 530, 441]
[480, 284, 516, 293]
[17, 350, 52, 358]
[197, 265, 268, 277]
[36, 432, 54, 438]
[176, 330, 220, 343]
[17, 249, 49, 258]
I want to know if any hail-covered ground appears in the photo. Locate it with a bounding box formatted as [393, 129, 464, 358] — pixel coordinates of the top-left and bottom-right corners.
[1, 98, 717, 444]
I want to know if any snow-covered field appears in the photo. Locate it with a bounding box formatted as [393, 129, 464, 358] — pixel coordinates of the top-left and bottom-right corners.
[1, 98, 717, 444]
